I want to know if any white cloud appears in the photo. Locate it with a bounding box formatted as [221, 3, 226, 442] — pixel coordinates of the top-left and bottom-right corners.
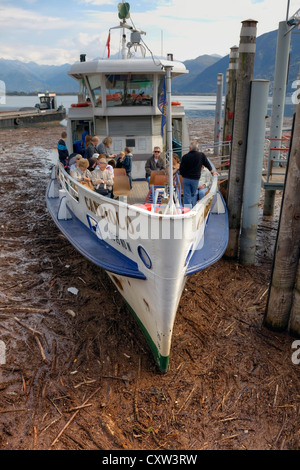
[0, 5, 78, 32]
[0, 0, 299, 64]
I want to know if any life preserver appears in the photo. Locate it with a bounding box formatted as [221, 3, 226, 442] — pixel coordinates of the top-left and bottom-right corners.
[138, 203, 190, 214]
[71, 102, 90, 108]
[106, 93, 121, 101]
[171, 101, 181, 106]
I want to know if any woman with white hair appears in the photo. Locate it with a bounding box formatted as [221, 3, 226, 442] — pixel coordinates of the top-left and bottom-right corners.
[91, 157, 114, 197]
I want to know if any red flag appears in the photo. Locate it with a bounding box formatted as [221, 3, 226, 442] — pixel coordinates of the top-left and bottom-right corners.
[106, 32, 111, 58]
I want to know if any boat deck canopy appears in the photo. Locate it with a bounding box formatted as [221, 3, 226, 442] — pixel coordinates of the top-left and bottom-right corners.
[68, 58, 188, 78]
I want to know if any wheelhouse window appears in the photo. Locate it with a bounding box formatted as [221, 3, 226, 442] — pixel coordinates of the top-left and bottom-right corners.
[104, 74, 154, 107]
[87, 75, 102, 107]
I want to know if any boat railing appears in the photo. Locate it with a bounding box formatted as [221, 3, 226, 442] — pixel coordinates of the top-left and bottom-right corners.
[57, 165, 79, 201]
[261, 132, 291, 189]
[172, 140, 231, 181]
[56, 161, 219, 219]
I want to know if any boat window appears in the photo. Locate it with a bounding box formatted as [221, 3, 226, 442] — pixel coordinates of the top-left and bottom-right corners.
[87, 75, 102, 107]
[104, 74, 153, 107]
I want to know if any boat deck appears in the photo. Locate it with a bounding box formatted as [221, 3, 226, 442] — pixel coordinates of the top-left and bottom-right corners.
[127, 180, 149, 205]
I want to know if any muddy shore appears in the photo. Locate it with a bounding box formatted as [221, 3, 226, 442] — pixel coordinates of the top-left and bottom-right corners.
[0, 120, 299, 451]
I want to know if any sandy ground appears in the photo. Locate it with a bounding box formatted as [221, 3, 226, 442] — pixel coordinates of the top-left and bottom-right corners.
[0, 120, 299, 451]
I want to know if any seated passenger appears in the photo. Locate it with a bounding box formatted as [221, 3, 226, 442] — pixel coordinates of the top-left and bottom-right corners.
[166, 153, 180, 180]
[92, 157, 113, 197]
[198, 165, 212, 200]
[108, 158, 116, 168]
[72, 158, 94, 189]
[69, 154, 81, 175]
[116, 148, 132, 188]
[172, 153, 180, 177]
[145, 146, 165, 186]
[95, 154, 114, 176]
[88, 154, 98, 171]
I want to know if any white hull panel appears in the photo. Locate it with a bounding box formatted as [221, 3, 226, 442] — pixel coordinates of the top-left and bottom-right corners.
[47, 165, 228, 372]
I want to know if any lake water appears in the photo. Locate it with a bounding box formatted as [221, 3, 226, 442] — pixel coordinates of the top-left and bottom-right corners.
[0, 94, 295, 119]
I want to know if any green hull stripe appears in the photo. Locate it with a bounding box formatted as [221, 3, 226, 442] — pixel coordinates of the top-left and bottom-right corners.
[124, 300, 170, 373]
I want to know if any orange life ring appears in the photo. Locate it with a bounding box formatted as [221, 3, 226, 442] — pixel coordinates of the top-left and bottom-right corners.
[106, 93, 121, 101]
[171, 101, 181, 106]
[137, 203, 190, 214]
[71, 102, 90, 108]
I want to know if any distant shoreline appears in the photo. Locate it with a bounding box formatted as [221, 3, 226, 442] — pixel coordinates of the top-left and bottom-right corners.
[5, 91, 217, 97]
[5, 92, 78, 96]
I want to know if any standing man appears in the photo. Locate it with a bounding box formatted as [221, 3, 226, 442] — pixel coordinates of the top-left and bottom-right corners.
[57, 131, 69, 169]
[145, 146, 166, 186]
[180, 141, 218, 207]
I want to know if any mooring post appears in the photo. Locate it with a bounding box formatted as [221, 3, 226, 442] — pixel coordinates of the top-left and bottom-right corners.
[289, 261, 300, 336]
[264, 103, 300, 331]
[222, 46, 239, 157]
[214, 73, 223, 155]
[263, 21, 292, 216]
[225, 19, 257, 259]
[240, 80, 269, 265]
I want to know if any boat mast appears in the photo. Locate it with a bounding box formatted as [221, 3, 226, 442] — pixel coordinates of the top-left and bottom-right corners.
[121, 0, 127, 59]
[165, 64, 174, 212]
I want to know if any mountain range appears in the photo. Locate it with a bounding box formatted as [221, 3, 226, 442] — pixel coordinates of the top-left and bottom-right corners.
[172, 28, 300, 95]
[0, 28, 299, 95]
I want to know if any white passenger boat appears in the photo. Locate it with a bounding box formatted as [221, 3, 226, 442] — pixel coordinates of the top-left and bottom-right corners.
[46, 1, 228, 372]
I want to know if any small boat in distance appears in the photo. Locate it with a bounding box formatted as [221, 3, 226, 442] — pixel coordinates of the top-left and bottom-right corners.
[0, 92, 66, 129]
[46, 1, 228, 372]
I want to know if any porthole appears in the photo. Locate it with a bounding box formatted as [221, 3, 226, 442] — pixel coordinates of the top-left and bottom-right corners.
[138, 245, 152, 269]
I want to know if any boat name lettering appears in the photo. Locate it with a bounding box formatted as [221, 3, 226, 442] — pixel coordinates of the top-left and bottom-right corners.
[84, 196, 134, 233]
[111, 233, 133, 253]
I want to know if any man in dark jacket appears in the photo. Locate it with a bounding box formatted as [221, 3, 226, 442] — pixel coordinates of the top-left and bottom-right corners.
[86, 136, 99, 161]
[57, 131, 69, 168]
[145, 146, 166, 185]
[180, 141, 217, 206]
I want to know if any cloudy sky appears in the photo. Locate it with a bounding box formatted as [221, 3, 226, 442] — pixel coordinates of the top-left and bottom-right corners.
[0, 0, 298, 65]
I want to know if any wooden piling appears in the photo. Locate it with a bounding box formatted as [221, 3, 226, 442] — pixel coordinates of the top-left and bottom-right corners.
[225, 20, 257, 259]
[214, 73, 223, 155]
[222, 46, 239, 154]
[264, 104, 300, 331]
[263, 21, 292, 217]
[289, 261, 300, 336]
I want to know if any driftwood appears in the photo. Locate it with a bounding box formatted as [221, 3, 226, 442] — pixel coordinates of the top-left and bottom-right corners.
[48, 386, 102, 449]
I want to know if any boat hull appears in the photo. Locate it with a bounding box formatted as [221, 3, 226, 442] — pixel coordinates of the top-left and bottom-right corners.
[0, 109, 66, 129]
[46, 165, 228, 372]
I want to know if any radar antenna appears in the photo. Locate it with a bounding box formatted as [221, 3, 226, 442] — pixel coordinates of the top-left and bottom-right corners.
[127, 31, 146, 58]
[109, 2, 146, 59]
